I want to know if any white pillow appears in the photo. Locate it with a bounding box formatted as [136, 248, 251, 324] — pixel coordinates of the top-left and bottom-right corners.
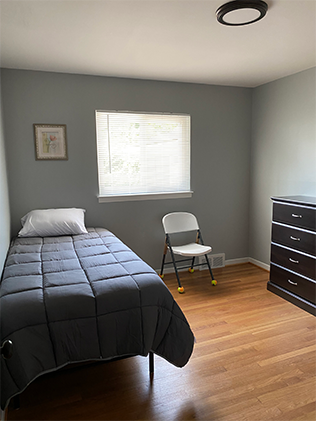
[18, 208, 88, 237]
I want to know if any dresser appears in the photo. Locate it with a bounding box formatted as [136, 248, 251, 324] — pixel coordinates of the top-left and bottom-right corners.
[268, 195, 316, 316]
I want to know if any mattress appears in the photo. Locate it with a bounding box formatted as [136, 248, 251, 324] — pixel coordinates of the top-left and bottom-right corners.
[0, 228, 194, 410]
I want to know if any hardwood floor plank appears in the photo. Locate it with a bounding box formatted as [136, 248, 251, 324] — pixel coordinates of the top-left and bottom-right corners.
[258, 345, 316, 367]
[7, 264, 316, 420]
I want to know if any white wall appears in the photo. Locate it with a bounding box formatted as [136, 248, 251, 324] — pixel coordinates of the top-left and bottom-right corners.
[249, 67, 316, 265]
[0, 90, 11, 273]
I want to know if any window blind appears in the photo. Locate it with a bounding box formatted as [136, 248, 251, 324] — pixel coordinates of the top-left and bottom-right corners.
[95, 111, 191, 201]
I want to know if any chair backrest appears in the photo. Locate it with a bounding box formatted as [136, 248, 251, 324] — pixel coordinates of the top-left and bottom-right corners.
[162, 212, 199, 234]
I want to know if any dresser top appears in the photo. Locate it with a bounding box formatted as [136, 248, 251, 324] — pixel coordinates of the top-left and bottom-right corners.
[271, 195, 316, 207]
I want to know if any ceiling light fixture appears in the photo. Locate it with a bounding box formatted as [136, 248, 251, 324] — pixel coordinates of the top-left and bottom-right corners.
[216, 0, 268, 26]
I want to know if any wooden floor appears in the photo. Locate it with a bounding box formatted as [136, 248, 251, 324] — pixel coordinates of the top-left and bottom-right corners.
[7, 264, 316, 421]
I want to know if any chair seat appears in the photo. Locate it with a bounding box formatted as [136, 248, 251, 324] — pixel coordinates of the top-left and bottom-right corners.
[171, 243, 212, 257]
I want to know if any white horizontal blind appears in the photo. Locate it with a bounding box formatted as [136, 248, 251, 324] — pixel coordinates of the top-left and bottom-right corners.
[96, 111, 191, 199]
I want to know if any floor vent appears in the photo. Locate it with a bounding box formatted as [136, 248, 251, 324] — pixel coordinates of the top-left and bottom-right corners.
[199, 253, 225, 270]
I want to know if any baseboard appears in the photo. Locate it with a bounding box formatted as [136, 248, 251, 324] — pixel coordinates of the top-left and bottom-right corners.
[156, 257, 270, 274]
[225, 257, 249, 266]
[248, 258, 270, 271]
[226, 257, 269, 271]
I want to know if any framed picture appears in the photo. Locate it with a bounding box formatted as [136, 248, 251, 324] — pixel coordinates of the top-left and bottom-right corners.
[34, 124, 68, 160]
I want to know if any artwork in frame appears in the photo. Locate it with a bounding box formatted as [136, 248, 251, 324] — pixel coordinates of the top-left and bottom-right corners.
[34, 124, 68, 160]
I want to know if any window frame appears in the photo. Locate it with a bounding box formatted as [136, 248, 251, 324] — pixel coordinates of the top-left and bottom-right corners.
[95, 110, 192, 203]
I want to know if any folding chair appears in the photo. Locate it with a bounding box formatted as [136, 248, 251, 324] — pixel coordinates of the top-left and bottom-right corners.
[159, 212, 216, 293]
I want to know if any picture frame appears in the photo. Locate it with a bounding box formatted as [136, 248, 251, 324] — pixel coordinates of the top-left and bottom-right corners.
[34, 124, 68, 160]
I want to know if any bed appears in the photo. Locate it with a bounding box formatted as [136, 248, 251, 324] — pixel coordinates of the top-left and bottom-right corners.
[0, 209, 194, 410]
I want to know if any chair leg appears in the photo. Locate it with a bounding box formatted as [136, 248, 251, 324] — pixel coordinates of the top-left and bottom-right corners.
[169, 247, 182, 289]
[198, 230, 217, 285]
[165, 235, 183, 291]
[159, 241, 168, 278]
[205, 254, 215, 281]
[189, 256, 195, 272]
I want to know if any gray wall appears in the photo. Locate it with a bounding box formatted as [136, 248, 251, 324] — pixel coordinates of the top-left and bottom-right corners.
[0, 88, 11, 273]
[2, 68, 315, 271]
[249, 67, 316, 265]
[1, 69, 252, 269]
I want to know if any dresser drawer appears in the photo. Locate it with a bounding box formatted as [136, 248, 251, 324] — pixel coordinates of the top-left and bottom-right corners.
[271, 244, 316, 280]
[272, 223, 316, 256]
[273, 203, 316, 232]
[270, 264, 316, 304]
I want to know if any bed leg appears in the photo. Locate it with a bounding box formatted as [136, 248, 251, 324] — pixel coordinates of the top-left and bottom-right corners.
[149, 351, 154, 376]
[0, 408, 8, 421]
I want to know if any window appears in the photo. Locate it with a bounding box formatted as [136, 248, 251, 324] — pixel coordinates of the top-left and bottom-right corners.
[95, 111, 191, 202]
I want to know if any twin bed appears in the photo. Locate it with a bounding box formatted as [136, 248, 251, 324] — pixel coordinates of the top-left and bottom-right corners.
[0, 209, 194, 411]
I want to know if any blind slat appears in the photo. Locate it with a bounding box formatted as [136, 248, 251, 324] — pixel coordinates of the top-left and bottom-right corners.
[96, 111, 191, 197]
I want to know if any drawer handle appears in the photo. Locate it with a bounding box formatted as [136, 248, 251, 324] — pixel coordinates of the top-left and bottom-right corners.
[291, 213, 302, 218]
[289, 257, 299, 264]
[288, 279, 298, 286]
[290, 235, 301, 241]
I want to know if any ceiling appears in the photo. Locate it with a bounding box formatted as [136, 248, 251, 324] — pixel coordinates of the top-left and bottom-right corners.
[0, 0, 315, 88]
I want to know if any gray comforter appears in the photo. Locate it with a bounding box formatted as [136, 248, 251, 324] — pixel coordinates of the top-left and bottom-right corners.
[0, 228, 194, 410]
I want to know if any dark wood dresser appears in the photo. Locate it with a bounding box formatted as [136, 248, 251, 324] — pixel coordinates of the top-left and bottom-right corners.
[268, 195, 316, 316]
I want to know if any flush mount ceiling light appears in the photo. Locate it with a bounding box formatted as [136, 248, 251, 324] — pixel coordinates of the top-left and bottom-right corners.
[216, 0, 268, 26]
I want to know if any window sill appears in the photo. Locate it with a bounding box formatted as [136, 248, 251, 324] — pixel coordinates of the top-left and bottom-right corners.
[98, 191, 193, 203]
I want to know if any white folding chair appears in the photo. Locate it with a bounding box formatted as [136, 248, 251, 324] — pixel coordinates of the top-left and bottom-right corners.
[160, 212, 216, 293]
